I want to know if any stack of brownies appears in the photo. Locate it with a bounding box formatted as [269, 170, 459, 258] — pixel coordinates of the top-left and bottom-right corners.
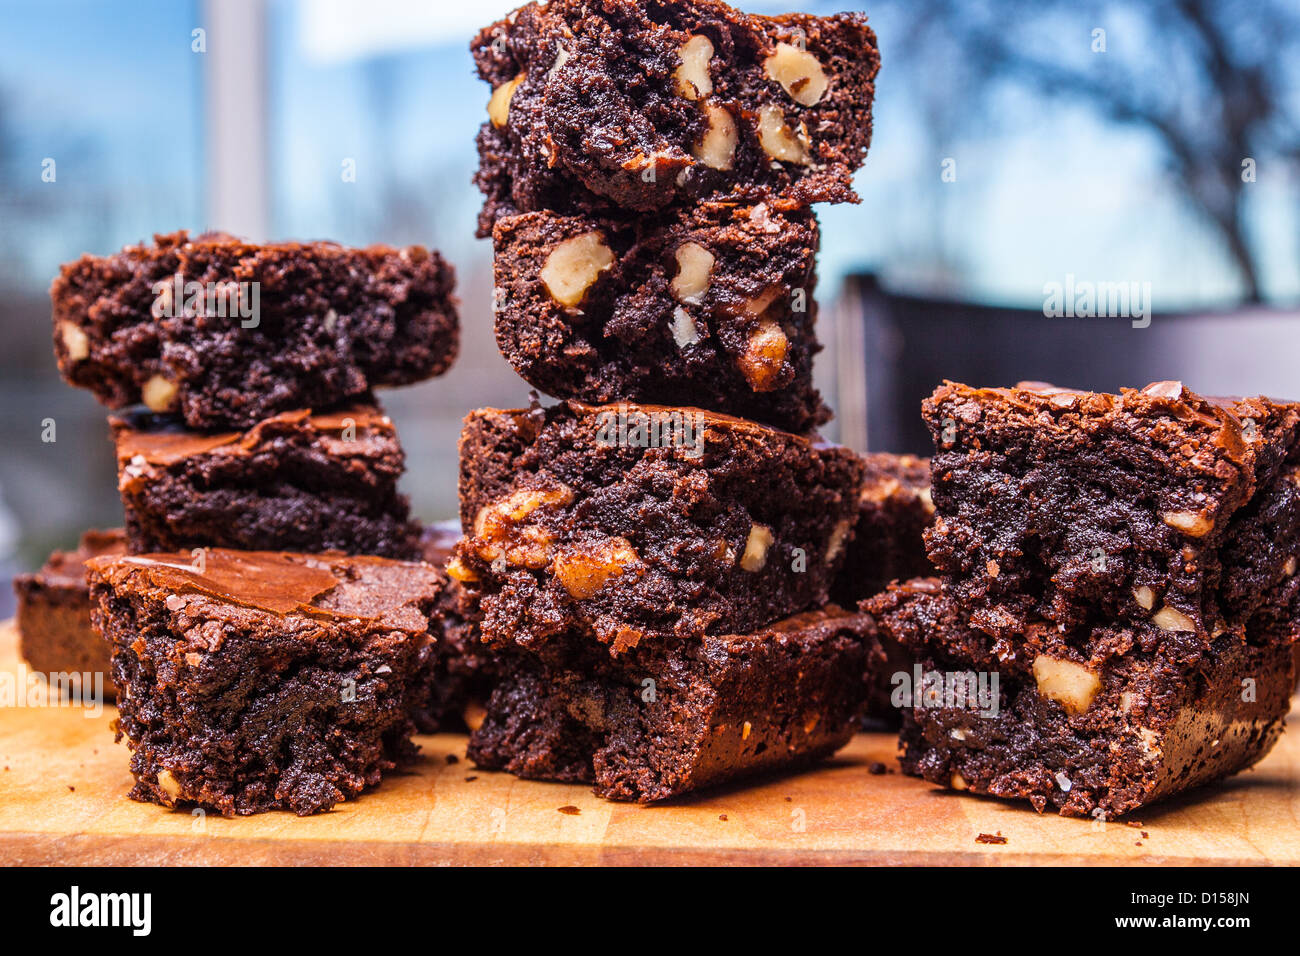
[868, 380, 1300, 818]
[40, 230, 464, 814]
[450, 0, 886, 801]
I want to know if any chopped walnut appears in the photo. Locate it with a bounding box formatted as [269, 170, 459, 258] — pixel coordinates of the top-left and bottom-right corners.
[553, 537, 642, 598]
[736, 318, 789, 391]
[1161, 509, 1212, 537]
[1031, 655, 1100, 715]
[762, 42, 828, 106]
[671, 241, 714, 304]
[740, 523, 775, 572]
[488, 72, 525, 128]
[693, 102, 737, 170]
[141, 374, 179, 412]
[674, 35, 714, 101]
[60, 321, 90, 361]
[474, 483, 575, 569]
[540, 231, 614, 307]
[757, 104, 812, 165]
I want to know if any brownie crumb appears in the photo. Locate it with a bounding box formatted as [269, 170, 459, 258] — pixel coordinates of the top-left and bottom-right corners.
[718, 814, 728, 821]
[464, 775, 478, 782]
[558, 805, 581, 816]
[445, 754, 460, 765]
[975, 832, 1007, 845]
[868, 762, 887, 775]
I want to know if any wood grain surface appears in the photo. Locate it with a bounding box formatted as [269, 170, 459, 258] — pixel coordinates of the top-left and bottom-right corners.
[1, 621, 1296, 865]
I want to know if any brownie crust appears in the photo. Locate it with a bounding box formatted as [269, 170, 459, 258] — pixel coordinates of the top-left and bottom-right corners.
[88, 549, 446, 816]
[493, 196, 829, 432]
[452, 401, 865, 653]
[112, 404, 421, 559]
[14, 529, 126, 698]
[472, 0, 880, 234]
[53, 231, 459, 430]
[468, 607, 879, 802]
[924, 380, 1300, 644]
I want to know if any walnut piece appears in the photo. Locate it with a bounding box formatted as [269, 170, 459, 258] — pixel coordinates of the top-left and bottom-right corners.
[474, 484, 574, 569]
[540, 231, 614, 308]
[1161, 509, 1212, 537]
[1132, 585, 1156, 610]
[60, 321, 90, 361]
[671, 241, 714, 304]
[1031, 655, 1100, 715]
[142, 374, 179, 412]
[763, 42, 829, 106]
[445, 555, 479, 583]
[670, 307, 701, 349]
[693, 102, 737, 170]
[736, 318, 789, 391]
[740, 523, 774, 572]
[757, 104, 812, 165]
[675, 35, 714, 101]
[824, 517, 852, 563]
[553, 537, 641, 599]
[156, 768, 182, 802]
[1153, 605, 1196, 632]
[488, 72, 525, 128]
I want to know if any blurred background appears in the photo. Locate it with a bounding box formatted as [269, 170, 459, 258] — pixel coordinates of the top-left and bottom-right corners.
[0, 0, 1298, 611]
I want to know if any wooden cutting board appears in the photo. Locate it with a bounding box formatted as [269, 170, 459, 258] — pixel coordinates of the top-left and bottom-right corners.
[1, 621, 1296, 866]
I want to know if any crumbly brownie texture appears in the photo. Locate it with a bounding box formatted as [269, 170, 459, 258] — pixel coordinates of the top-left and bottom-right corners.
[471, 0, 880, 234]
[492, 197, 829, 432]
[52, 231, 459, 430]
[452, 401, 865, 653]
[411, 522, 493, 733]
[828, 453, 933, 723]
[87, 549, 445, 816]
[924, 381, 1300, 644]
[867, 580, 1295, 817]
[111, 405, 421, 559]
[468, 608, 879, 802]
[14, 529, 126, 698]
[832, 453, 933, 604]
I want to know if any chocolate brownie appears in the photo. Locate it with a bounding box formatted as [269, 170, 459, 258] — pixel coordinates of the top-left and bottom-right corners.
[832, 453, 933, 604]
[111, 404, 421, 559]
[924, 381, 1300, 644]
[867, 579, 1295, 817]
[52, 231, 459, 429]
[87, 549, 445, 816]
[468, 607, 879, 801]
[14, 529, 126, 698]
[471, 0, 880, 234]
[492, 196, 829, 432]
[412, 521, 493, 733]
[451, 400, 865, 652]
